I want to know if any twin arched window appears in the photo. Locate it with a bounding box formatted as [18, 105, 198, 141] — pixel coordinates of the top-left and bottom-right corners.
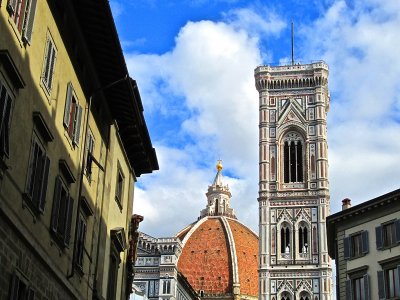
[283, 132, 304, 183]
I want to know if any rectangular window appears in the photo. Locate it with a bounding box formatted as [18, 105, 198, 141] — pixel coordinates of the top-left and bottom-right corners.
[346, 274, 370, 300]
[25, 135, 50, 213]
[63, 83, 82, 145]
[8, 273, 34, 300]
[0, 80, 13, 158]
[75, 212, 87, 270]
[50, 176, 74, 247]
[344, 231, 369, 260]
[41, 35, 57, 93]
[378, 266, 400, 299]
[115, 166, 124, 208]
[376, 220, 400, 249]
[107, 249, 119, 300]
[7, 0, 37, 43]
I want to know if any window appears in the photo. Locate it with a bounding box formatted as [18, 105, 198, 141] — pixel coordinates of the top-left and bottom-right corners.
[8, 272, 34, 300]
[344, 231, 369, 259]
[85, 131, 94, 180]
[107, 247, 120, 300]
[115, 166, 124, 208]
[0, 80, 13, 158]
[50, 176, 74, 247]
[283, 132, 303, 183]
[162, 280, 171, 294]
[280, 223, 291, 255]
[6, 0, 37, 43]
[376, 220, 400, 249]
[378, 266, 400, 299]
[41, 35, 57, 93]
[75, 212, 87, 271]
[25, 135, 50, 214]
[298, 224, 309, 254]
[346, 275, 370, 300]
[63, 83, 82, 145]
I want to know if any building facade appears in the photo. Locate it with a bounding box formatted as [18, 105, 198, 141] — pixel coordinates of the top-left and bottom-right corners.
[254, 62, 332, 300]
[133, 162, 258, 300]
[327, 190, 400, 300]
[0, 1, 157, 300]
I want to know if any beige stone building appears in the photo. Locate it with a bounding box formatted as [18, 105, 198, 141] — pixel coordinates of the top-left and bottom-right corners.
[327, 189, 400, 300]
[254, 62, 332, 300]
[0, 1, 157, 299]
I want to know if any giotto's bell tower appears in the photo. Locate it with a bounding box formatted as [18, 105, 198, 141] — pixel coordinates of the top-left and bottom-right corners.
[254, 62, 332, 300]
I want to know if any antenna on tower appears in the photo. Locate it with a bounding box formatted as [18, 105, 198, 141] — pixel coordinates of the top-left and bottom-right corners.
[291, 20, 295, 65]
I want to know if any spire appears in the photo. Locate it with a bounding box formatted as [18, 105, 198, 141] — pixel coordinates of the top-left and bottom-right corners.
[199, 161, 236, 219]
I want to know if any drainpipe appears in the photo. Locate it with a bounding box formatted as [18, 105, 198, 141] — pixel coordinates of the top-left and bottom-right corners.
[67, 75, 128, 282]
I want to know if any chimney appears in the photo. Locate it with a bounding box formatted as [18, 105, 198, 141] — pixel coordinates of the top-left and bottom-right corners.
[342, 198, 351, 210]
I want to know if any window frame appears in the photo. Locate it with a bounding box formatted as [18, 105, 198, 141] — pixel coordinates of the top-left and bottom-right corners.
[8, 271, 35, 300]
[63, 82, 82, 146]
[378, 258, 400, 300]
[344, 231, 369, 260]
[24, 133, 50, 215]
[115, 165, 124, 209]
[346, 268, 370, 300]
[6, 0, 37, 44]
[0, 79, 14, 159]
[50, 175, 74, 248]
[85, 130, 95, 181]
[282, 131, 304, 184]
[75, 211, 87, 272]
[41, 33, 57, 94]
[376, 219, 400, 250]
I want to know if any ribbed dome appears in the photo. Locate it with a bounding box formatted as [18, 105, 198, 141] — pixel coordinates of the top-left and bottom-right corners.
[176, 216, 258, 299]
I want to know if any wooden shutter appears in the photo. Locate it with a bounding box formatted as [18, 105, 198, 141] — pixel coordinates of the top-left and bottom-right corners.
[363, 274, 370, 300]
[22, 0, 37, 44]
[376, 226, 383, 250]
[395, 220, 400, 244]
[343, 236, 351, 259]
[63, 83, 73, 127]
[0, 83, 8, 137]
[2, 95, 12, 157]
[361, 231, 369, 254]
[345, 279, 353, 300]
[9, 273, 20, 299]
[38, 156, 50, 213]
[377, 270, 386, 299]
[64, 196, 74, 247]
[51, 176, 62, 232]
[73, 104, 82, 145]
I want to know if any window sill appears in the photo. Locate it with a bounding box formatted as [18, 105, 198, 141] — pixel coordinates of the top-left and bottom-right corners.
[21, 193, 41, 221]
[115, 196, 123, 212]
[7, 16, 24, 49]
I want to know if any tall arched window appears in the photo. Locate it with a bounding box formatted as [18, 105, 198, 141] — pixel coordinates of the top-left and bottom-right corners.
[280, 224, 291, 253]
[299, 224, 309, 253]
[283, 132, 304, 183]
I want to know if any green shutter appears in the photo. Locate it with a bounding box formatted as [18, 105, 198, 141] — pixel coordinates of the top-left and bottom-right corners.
[363, 274, 370, 300]
[345, 279, 353, 300]
[51, 176, 62, 232]
[362, 231, 369, 254]
[343, 236, 351, 259]
[377, 270, 385, 299]
[64, 196, 74, 247]
[38, 156, 50, 213]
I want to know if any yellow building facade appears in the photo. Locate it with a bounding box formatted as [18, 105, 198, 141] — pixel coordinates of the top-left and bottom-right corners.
[0, 1, 158, 299]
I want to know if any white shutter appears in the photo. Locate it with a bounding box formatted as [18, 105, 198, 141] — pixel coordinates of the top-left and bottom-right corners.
[47, 45, 56, 91]
[22, 0, 37, 44]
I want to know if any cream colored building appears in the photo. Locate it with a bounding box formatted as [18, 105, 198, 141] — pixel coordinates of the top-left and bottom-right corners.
[254, 62, 333, 300]
[0, 1, 157, 299]
[327, 189, 400, 300]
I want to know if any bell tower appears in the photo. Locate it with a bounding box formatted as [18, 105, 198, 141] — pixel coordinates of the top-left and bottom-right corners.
[254, 62, 332, 300]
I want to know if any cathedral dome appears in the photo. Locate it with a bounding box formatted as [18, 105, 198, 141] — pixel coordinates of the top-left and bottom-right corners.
[176, 162, 259, 299]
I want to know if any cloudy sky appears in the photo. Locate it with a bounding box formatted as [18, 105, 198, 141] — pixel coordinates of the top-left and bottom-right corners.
[110, 0, 400, 238]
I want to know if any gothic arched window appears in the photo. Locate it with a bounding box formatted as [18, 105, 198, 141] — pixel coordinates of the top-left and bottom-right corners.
[280, 223, 291, 254]
[283, 132, 304, 183]
[298, 224, 309, 254]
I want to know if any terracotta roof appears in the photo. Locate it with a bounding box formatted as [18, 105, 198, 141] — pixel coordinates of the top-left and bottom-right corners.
[177, 217, 258, 298]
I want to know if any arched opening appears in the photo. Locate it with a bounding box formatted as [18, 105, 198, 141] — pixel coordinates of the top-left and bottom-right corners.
[280, 223, 291, 254]
[283, 132, 304, 183]
[215, 198, 219, 215]
[298, 223, 309, 254]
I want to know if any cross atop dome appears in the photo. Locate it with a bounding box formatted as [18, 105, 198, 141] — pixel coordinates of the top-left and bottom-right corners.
[200, 161, 236, 219]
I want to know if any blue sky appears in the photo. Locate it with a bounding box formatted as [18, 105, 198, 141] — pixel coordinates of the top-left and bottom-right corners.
[110, 0, 400, 238]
